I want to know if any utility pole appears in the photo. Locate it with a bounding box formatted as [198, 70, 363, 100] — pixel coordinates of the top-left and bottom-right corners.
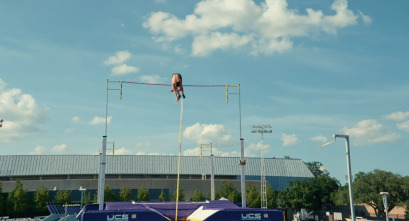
[251, 125, 272, 209]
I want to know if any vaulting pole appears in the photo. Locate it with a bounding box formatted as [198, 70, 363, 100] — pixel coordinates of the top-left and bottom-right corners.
[175, 98, 184, 221]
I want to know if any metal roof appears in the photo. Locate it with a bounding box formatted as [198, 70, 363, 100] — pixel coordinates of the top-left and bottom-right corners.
[0, 155, 313, 178]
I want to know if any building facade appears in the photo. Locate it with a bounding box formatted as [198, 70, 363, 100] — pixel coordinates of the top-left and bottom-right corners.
[0, 155, 313, 201]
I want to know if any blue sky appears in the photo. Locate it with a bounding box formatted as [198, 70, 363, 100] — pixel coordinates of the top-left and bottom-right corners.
[1, 0, 408, 183]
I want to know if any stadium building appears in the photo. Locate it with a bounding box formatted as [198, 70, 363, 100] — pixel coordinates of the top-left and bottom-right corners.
[0, 155, 313, 202]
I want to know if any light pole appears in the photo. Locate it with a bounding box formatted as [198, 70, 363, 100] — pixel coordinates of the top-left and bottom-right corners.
[251, 125, 272, 209]
[380, 192, 389, 221]
[317, 134, 355, 221]
[200, 143, 215, 200]
[79, 186, 87, 208]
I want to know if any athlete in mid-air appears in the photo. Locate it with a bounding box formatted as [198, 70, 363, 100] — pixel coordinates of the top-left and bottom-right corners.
[170, 73, 186, 102]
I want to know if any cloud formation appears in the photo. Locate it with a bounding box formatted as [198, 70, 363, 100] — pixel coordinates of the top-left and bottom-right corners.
[143, 0, 370, 56]
[89, 116, 112, 125]
[52, 144, 67, 153]
[341, 119, 400, 145]
[310, 135, 328, 143]
[29, 146, 46, 155]
[104, 50, 139, 75]
[281, 133, 299, 146]
[383, 111, 409, 121]
[139, 74, 166, 84]
[0, 78, 47, 142]
[183, 122, 235, 147]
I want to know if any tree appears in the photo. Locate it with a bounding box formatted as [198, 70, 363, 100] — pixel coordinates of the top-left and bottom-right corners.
[305, 161, 329, 177]
[0, 182, 5, 216]
[246, 185, 260, 208]
[82, 191, 93, 205]
[55, 189, 72, 205]
[7, 179, 31, 217]
[331, 184, 349, 205]
[278, 175, 339, 211]
[158, 189, 167, 201]
[171, 186, 184, 202]
[33, 185, 49, 215]
[266, 184, 278, 209]
[137, 187, 150, 201]
[354, 170, 409, 219]
[218, 181, 241, 202]
[190, 189, 205, 201]
[104, 184, 117, 202]
[120, 185, 133, 201]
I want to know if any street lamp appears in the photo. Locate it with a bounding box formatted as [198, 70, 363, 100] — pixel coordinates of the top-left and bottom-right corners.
[380, 192, 389, 221]
[200, 143, 215, 200]
[317, 134, 356, 221]
[79, 186, 87, 208]
[251, 125, 272, 209]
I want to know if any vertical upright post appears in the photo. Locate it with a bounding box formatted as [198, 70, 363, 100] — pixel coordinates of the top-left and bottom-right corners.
[211, 154, 215, 200]
[227, 84, 246, 207]
[380, 192, 389, 221]
[98, 136, 107, 210]
[345, 136, 356, 221]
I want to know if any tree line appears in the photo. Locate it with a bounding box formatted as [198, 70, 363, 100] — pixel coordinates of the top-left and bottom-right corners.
[1, 162, 408, 219]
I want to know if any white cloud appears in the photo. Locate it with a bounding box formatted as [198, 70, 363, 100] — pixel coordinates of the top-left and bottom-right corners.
[29, 146, 46, 155]
[65, 128, 75, 133]
[72, 116, 80, 122]
[383, 111, 409, 122]
[89, 116, 112, 125]
[111, 64, 139, 75]
[135, 142, 151, 147]
[104, 51, 131, 65]
[358, 10, 372, 25]
[310, 135, 328, 143]
[52, 144, 67, 153]
[192, 32, 253, 56]
[183, 122, 235, 147]
[143, 0, 368, 56]
[113, 147, 132, 155]
[281, 133, 299, 146]
[341, 119, 400, 146]
[0, 78, 47, 142]
[397, 120, 409, 132]
[139, 75, 165, 84]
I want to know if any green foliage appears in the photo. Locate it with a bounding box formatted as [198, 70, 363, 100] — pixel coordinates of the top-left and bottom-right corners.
[0, 182, 5, 216]
[55, 189, 72, 205]
[246, 185, 260, 208]
[33, 185, 49, 214]
[7, 180, 31, 216]
[354, 170, 409, 219]
[218, 181, 241, 202]
[82, 191, 93, 205]
[190, 189, 205, 201]
[305, 161, 329, 177]
[120, 185, 133, 201]
[171, 186, 185, 202]
[279, 175, 339, 210]
[158, 189, 167, 201]
[266, 184, 278, 209]
[331, 184, 350, 205]
[137, 187, 150, 201]
[104, 184, 117, 202]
